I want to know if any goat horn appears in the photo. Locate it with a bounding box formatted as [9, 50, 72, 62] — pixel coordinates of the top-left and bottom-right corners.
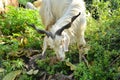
[26, 23, 54, 38]
[55, 12, 81, 35]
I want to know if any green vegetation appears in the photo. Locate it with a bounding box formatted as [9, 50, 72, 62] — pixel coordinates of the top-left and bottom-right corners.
[18, 0, 35, 6]
[0, 0, 120, 80]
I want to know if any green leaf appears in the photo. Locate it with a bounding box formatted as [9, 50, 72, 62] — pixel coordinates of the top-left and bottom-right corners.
[2, 70, 22, 80]
[66, 61, 76, 71]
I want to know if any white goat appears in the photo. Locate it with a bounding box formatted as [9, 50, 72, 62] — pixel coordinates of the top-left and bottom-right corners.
[28, 0, 87, 62]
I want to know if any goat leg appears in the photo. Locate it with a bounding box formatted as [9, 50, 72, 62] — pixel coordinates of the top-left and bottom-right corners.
[42, 36, 48, 57]
[79, 45, 89, 67]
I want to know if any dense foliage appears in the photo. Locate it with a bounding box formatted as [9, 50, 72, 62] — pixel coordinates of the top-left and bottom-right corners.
[0, 0, 120, 80]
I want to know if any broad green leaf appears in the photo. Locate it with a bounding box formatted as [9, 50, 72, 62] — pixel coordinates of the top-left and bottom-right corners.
[3, 70, 22, 80]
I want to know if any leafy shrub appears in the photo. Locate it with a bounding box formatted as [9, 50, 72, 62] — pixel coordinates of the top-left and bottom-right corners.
[0, 6, 43, 50]
[0, 7, 41, 35]
[73, 1, 120, 80]
[0, 7, 44, 79]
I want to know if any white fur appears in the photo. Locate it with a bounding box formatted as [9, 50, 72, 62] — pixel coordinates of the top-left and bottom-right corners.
[40, 0, 86, 61]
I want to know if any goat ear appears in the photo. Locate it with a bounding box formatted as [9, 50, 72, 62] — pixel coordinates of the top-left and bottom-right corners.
[26, 23, 54, 38]
[55, 12, 81, 35]
[63, 34, 70, 52]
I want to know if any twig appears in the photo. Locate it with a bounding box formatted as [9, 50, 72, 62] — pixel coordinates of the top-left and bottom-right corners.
[109, 55, 120, 67]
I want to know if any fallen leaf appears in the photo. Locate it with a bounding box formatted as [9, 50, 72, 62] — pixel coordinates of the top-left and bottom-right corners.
[33, 69, 39, 75]
[26, 69, 39, 75]
[26, 69, 34, 75]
